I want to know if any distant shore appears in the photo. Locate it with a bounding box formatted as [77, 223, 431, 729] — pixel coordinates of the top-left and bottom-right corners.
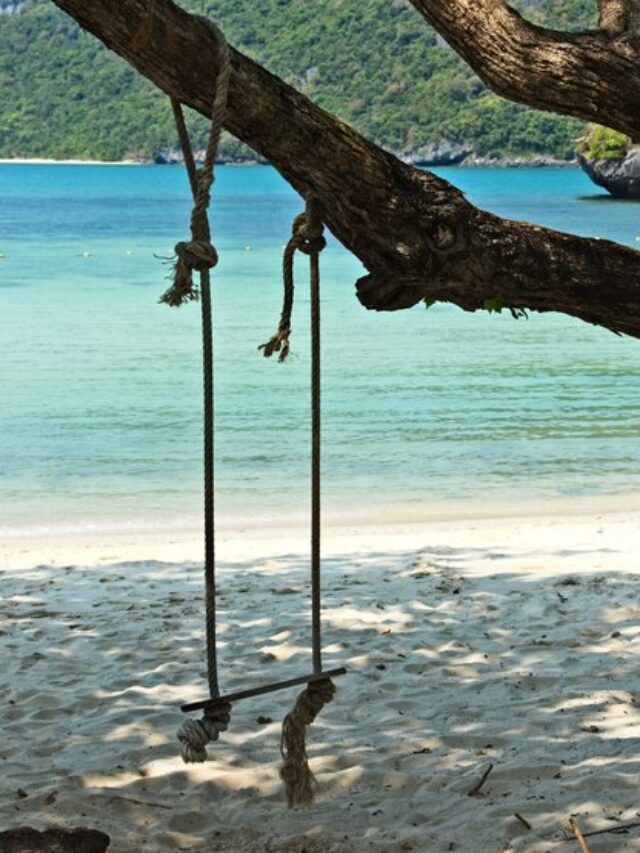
[0, 157, 141, 165]
[0, 155, 579, 168]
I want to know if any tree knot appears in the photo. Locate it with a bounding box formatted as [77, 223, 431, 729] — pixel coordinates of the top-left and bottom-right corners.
[433, 220, 457, 250]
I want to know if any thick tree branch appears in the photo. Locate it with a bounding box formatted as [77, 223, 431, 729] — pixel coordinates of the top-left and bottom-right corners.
[410, 0, 640, 139]
[50, 0, 640, 338]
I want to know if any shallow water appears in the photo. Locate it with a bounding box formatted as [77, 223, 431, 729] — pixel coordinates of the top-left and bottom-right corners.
[1, 163, 639, 534]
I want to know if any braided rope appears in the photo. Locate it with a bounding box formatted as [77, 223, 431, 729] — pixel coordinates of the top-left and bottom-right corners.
[262, 200, 334, 805]
[162, 19, 232, 762]
[259, 206, 327, 361]
[177, 701, 231, 763]
[280, 678, 336, 806]
[160, 19, 231, 307]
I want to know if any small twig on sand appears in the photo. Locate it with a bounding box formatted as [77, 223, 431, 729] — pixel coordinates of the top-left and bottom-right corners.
[107, 795, 172, 810]
[556, 819, 640, 843]
[467, 763, 493, 796]
[583, 820, 640, 839]
[568, 819, 591, 853]
[515, 813, 532, 830]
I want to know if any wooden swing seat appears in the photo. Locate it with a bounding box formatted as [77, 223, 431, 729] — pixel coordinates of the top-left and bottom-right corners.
[181, 666, 347, 713]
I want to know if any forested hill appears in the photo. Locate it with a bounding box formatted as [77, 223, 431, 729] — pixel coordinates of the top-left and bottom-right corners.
[0, 0, 596, 162]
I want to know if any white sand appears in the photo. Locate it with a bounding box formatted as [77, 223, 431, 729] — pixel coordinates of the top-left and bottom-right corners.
[2, 502, 640, 852]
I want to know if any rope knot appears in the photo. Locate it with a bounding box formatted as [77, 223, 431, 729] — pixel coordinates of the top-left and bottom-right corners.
[177, 701, 231, 763]
[280, 678, 336, 806]
[292, 212, 326, 256]
[260, 202, 325, 361]
[159, 240, 219, 307]
[176, 240, 219, 271]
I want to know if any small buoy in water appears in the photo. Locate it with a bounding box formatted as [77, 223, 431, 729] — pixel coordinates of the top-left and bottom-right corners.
[125, 249, 134, 255]
[245, 245, 253, 251]
[81, 251, 92, 258]
[0, 252, 5, 259]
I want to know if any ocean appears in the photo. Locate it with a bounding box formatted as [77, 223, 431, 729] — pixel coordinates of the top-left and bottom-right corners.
[1, 163, 639, 535]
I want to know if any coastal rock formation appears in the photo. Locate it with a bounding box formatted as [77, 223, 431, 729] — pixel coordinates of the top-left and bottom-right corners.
[576, 124, 640, 198]
[395, 139, 471, 166]
[464, 154, 576, 168]
[578, 147, 640, 198]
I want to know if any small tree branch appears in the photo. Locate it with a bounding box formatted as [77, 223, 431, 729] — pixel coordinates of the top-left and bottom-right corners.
[49, 0, 640, 338]
[410, 0, 640, 140]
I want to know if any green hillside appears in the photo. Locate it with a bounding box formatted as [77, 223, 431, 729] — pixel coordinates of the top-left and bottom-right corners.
[0, 0, 596, 161]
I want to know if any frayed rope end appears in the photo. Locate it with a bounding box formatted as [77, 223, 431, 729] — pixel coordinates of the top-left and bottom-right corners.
[280, 678, 336, 807]
[159, 240, 218, 307]
[259, 329, 291, 362]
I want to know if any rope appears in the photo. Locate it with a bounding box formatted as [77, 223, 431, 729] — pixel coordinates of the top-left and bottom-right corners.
[280, 678, 336, 806]
[262, 200, 335, 805]
[177, 701, 231, 763]
[163, 19, 337, 784]
[259, 206, 327, 361]
[262, 199, 326, 672]
[162, 19, 231, 762]
[160, 18, 231, 308]
[308, 202, 323, 676]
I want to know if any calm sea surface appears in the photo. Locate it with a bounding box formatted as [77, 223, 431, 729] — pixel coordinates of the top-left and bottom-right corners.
[1, 164, 639, 534]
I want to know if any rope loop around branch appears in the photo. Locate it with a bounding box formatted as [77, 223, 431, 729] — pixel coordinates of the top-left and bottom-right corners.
[259, 200, 325, 361]
[292, 211, 327, 256]
[160, 18, 230, 308]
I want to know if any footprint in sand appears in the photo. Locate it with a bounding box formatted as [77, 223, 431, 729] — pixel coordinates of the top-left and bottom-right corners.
[167, 811, 211, 833]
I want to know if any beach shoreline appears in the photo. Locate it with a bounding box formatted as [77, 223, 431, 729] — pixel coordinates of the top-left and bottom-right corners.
[0, 157, 143, 165]
[0, 156, 579, 168]
[3, 490, 639, 570]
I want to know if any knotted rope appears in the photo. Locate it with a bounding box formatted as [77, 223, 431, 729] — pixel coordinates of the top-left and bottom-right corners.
[177, 701, 232, 763]
[162, 19, 232, 761]
[160, 19, 231, 307]
[260, 204, 327, 361]
[280, 678, 336, 806]
[262, 198, 337, 806]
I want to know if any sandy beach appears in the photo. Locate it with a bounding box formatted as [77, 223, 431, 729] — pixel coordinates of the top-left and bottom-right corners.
[2, 500, 639, 852]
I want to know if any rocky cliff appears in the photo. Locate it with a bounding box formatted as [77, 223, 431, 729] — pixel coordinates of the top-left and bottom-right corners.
[578, 148, 640, 199]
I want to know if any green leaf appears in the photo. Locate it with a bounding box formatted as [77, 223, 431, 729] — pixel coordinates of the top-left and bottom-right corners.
[483, 295, 504, 314]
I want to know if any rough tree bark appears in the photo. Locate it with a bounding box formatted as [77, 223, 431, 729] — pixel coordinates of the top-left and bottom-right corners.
[598, 0, 640, 33]
[51, 0, 640, 338]
[410, 1, 640, 139]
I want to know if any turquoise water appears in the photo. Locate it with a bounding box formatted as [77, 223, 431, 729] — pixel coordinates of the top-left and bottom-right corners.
[1, 163, 639, 534]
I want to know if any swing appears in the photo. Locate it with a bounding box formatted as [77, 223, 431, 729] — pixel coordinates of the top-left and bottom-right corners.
[159, 21, 345, 807]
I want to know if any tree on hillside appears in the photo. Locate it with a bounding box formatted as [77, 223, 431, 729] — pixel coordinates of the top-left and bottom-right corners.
[51, 0, 640, 338]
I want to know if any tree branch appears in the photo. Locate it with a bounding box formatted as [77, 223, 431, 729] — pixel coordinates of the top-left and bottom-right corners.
[50, 0, 640, 338]
[410, 0, 640, 140]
